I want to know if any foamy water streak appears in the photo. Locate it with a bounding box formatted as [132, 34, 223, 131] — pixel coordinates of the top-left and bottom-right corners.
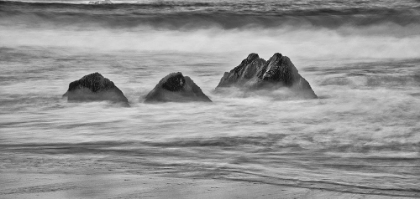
[1, 47, 419, 196]
[2, 27, 420, 59]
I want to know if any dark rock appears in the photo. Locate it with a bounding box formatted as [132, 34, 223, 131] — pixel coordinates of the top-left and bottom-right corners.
[161, 72, 185, 92]
[216, 53, 266, 88]
[216, 53, 317, 99]
[63, 72, 129, 104]
[144, 72, 211, 103]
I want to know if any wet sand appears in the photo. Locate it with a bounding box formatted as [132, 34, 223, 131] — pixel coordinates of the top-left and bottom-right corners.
[0, 172, 414, 199]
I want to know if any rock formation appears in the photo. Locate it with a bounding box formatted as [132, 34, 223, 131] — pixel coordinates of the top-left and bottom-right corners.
[144, 72, 212, 103]
[63, 72, 129, 104]
[216, 53, 317, 98]
[217, 53, 266, 88]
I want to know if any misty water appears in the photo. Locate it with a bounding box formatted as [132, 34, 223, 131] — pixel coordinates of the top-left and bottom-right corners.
[1, 0, 420, 197]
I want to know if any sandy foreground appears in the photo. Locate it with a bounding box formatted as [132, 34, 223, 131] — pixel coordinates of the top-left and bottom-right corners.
[0, 172, 412, 199]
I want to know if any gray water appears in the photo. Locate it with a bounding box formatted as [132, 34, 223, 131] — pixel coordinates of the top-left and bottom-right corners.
[1, 0, 420, 197]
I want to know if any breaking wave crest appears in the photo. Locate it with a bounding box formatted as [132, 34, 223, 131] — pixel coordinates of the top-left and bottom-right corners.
[2, 1, 420, 59]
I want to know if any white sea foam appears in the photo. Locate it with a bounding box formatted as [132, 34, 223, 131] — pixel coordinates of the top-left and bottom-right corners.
[2, 25, 420, 60]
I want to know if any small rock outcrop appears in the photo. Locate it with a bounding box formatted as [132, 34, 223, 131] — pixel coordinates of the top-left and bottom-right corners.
[144, 72, 211, 103]
[63, 72, 129, 104]
[216, 53, 317, 98]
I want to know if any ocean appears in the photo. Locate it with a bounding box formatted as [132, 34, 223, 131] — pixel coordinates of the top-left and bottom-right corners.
[0, 0, 419, 197]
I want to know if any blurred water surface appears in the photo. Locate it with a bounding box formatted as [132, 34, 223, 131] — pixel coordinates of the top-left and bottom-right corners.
[0, 0, 419, 197]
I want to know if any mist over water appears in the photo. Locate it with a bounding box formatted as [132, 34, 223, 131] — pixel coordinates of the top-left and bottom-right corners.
[2, 0, 420, 59]
[1, 0, 420, 197]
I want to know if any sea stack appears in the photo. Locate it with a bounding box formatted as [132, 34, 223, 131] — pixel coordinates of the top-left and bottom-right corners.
[217, 53, 266, 88]
[144, 72, 212, 103]
[216, 53, 317, 99]
[63, 72, 129, 104]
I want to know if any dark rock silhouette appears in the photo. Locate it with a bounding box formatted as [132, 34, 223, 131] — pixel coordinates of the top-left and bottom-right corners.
[144, 72, 211, 103]
[217, 53, 266, 88]
[217, 53, 317, 98]
[63, 72, 129, 104]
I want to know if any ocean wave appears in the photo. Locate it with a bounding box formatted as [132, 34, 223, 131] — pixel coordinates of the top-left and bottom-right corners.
[1, 0, 420, 58]
[1, 1, 420, 31]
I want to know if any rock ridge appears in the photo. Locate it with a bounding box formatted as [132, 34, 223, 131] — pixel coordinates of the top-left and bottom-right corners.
[217, 53, 317, 99]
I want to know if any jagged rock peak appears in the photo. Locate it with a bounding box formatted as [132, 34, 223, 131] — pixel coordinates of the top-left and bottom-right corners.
[216, 53, 317, 99]
[232, 53, 262, 72]
[246, 53, 260, 62]
[273, 53, 282, 58]
[216, 53, 266, 88]
[259, 53, 299, 86]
